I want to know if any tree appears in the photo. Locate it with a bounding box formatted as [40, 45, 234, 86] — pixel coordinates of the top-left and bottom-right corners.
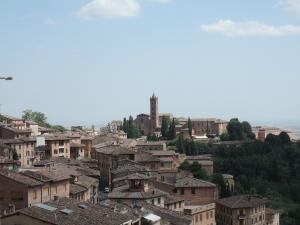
[127, 115, 141, 139]
[161, 116, 169, 139]
[211, 173, 231, 198]
[22, 109, 50, 128]
[188, 117, 192, 136]
[122, 117, 128, 133]
[279, 131, 291, 145]
[179, 160, 208, 180]
[168, 118, 176, 140]
[52, 125, 66, 132]
[176, 135, 185, 154]
[265, 134, 282, 146]
[226, 118, 255, 141]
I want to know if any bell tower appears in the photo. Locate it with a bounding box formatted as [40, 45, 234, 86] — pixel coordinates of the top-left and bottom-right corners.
[150, 93, 159, 133]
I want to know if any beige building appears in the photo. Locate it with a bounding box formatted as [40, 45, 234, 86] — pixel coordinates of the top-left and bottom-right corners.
[0, 170, 70, 215]
[0, 126, 32, 139]
[2, 138, 37, 167]
[45, 135, 71, 159]
[190, 119, 228, 136]
[184, 203, 216, 225]
[215, 195, 267, 225]
[265, 208, 280, 225]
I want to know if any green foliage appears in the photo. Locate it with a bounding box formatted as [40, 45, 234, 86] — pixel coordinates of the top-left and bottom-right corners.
[22, 109, 51, 128]
[188, 117, 192, 136]
[168, 118, 176, 140]
[161, 116, 170, 138]
[179, 160, 208, 180]
[223, 118, 255, 141]
[147, 134, 159, 141]
[122, 117, 128, 133]
[122, 116, 142, 139]
[211, 173, 231, 198]
[265, 132, 291, 147]
[22, 109, 66, 132]
[51, 125, 67, 132]
[213, 139, 300, 223]
[176, 135, 210, 155]
[160, 117, 176, 140]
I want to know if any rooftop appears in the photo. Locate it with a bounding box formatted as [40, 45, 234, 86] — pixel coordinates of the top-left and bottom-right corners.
[14, 198, 134, 225]
[174, 177, 216, 188]
[95, 146, 135, 155]
[0, 170, 44, 187]
[216, 195, 267, 209]
[108, 187, 166, 200]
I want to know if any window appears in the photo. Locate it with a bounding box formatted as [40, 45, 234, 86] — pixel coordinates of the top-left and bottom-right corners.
[196, 215, 198, 223]
[59, 141, 64, 146]
[200, 213, 202, 221]
[173, 188, 177, 193]
[210, 211, 213, 218]
[19, 145, 21, 150]
[179, 202, 182, 208]
[64, 184, 67, 192]
[151, 199, 154, 205]
[59, 148, 64, 153]
[158, 198, 161, 204]
[206, 212, 209, 219]
[191, 187, 195, 195]
[180, 188, 185, 195]
[33, 190, 37, 199]
[54, 150, 58, 154]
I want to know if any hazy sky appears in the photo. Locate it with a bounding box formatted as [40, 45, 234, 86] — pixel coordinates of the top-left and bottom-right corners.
[1, 0, 300, 126]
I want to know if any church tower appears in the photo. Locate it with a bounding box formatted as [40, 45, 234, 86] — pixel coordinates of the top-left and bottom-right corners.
[150, 93, 159, 133]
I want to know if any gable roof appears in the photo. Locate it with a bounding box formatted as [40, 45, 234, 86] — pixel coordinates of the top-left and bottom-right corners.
[216, 195, 267, 209]
[175, 177, 216, 188]
[17, 198, 133, 225]
[0, 170, 43, 187]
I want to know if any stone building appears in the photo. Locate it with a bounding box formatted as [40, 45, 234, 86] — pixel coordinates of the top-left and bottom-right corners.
[184, 203, 216, 225]
[189, 119, 228, 137]
[0, 170, 70, 215]
[215, 195, 267, 225]
[2, 138, 37, 167]
[152, 176, 217, 206]
[108, 173, 166, 208]
[45, 135, 71, 159]
[93, 145, 135, 189]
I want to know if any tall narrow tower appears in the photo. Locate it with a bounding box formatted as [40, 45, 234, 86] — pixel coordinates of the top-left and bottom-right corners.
[150, 93, 159, 133]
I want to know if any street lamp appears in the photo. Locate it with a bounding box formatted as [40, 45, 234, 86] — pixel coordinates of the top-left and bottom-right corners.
[0, 76, 13, 80]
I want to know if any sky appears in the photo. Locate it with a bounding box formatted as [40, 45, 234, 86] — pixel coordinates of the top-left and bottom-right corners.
[0, 0, 300, 127]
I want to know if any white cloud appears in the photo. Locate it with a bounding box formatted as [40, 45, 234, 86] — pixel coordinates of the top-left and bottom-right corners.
[278, 0, 300, 16]
[148, 0, 172, 3]
[78, 0, 140, 19]
[46, 18, 56, 26]
[201, 20, 300, 37]
[78, 0, 172, 19]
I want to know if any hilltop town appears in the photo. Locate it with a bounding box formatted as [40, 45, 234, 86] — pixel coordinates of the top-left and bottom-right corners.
[1, 93, 296, 225]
